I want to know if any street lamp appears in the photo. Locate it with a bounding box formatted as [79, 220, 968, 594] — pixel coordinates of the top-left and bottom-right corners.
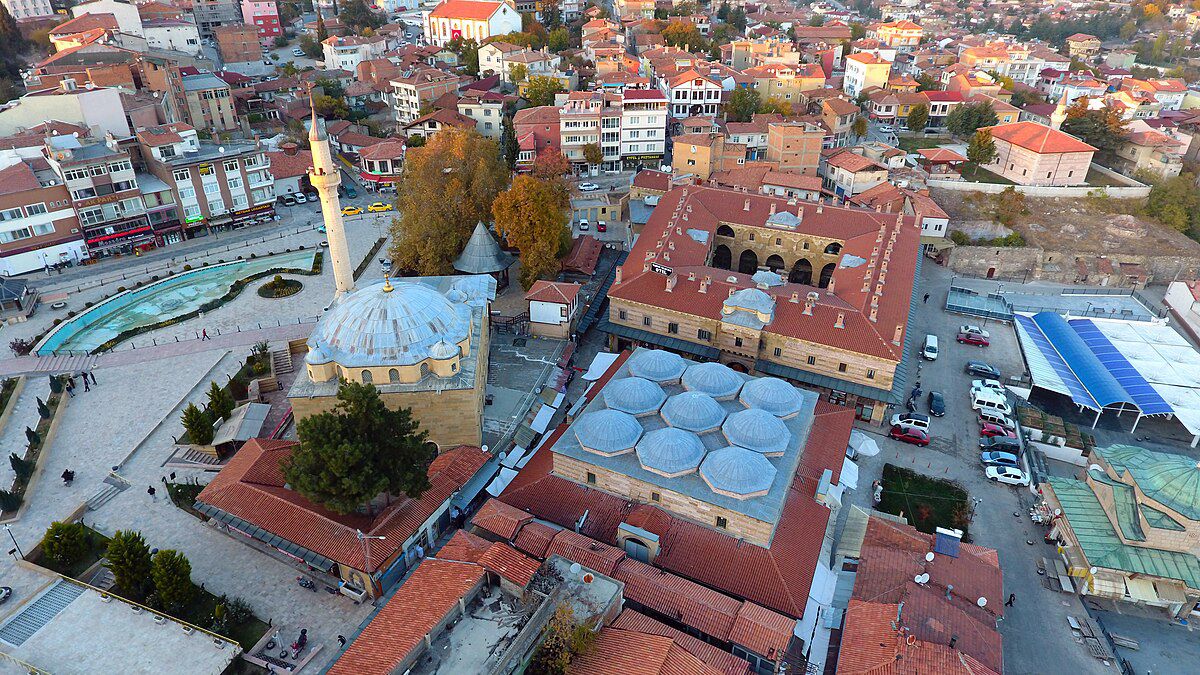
[355, 529, 385, 578]
[4, 524, 23, 559]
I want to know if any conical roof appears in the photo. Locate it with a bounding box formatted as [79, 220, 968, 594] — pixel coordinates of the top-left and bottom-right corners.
[453, 222, 514, 274]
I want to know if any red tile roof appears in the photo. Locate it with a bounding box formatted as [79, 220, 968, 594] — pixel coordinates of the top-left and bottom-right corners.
[264, 149, 314, 179]
[613, 557, 743, 640]
[512, 520, 560, 557]
[49, 13, 118, 36]
[357, 138, 406, 161]
[610, 610, 751, 675]
[983, 121, 1096, 154]
[568, 628, 724, 675]
[545, 529, 625, 576]
[0, 162, 42, 197]
[729, 602, 797, 659]
[197, 440, 489, 572]
[560, 234, 602, 275]
[526, 280, 581, 305]
[328, 558, 484, 675]
[633, 169, 672, 192]
[435, 530, 540, 588]
[429, 0, 503, 20]
[471, 498, 532, 540]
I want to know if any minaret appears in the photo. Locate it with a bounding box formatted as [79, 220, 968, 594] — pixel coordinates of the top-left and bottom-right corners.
[1050, 92, 1069, 131]
[306, 88, 355, 296]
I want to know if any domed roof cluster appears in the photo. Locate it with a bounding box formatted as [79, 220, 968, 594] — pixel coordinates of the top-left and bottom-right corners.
[627, 349, 687, 383]
[661, 392, 727, 433]
[682, 362, 743, 399]
[722, 408, 790, 456]
[700, 446, 777, 499]
[603, 377, 667, 416]
[307, 280, 471, 368]
[739, 377, 805, 418]
[574, 409, 642, 455]
[636, 428, 705, 478]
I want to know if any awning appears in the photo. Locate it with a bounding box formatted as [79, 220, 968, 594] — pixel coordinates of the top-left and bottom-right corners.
[582, 352, 620, 381]
[1154, 581, 1189, 603]
[195, 503, 337, 572]
[211, 402, 271, 446]
[849, 429, 880, 457]
[1125, 577, 1160, 602]
[840, 457, 860, 490]
[755, 359, 899, 404]
[599, 317, 721, 360]
[1090, 573, 1126, 598]
[530, 404, 555, 434]
[501, 446, 529, 469]
[485, 467, 519, 497]
[451, 455, 498, 510]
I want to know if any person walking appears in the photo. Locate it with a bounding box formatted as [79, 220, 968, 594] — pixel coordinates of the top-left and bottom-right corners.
[64, 379, 75, 398]
[201, 328, 210, 341]
[923, 292, 930, 304]
[1005, 593, 1015, 607]
[337, 635, 346, 647]
[147, 485, 157, 501]
[82, 374, 90, 392]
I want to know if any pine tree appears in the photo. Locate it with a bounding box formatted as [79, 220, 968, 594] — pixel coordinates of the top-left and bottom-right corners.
[151, 550, 195, 612]
[967, 129, 997, 176]
[181, 403, 214, 445]
[206, 381, 235, 421]
[105, 530, 153, 601]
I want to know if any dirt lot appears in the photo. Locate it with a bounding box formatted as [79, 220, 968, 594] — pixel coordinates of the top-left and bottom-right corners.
[931, 188, 1200, 257]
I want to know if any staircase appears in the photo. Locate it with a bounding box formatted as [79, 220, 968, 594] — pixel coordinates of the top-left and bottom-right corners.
[178, 446, 221, 466]
[85, 473, 131, 511]
[270, 348, 293, 375]
[0, 580, 85, 646]
[29, 353, 98, 375]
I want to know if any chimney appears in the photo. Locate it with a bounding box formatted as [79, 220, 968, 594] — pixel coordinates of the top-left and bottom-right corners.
[281, 142, 299, 156]
[744, 198, 751, 211]
[615, 267, 622, 284]
[816, 203, 823, 214]
[869, 306, 878, 322]
[834, 312, 844, 328]
[892, 324, 903, 346]
[688, 271, 696, 281]
[949, 635, 958, 650]
[769, 202, 776, 215]
[666, 275, 677, 292]
[698, 280, 707, 294]
[803, 292, 817, 315]
[827, 277, 836, 294]
[789, 292, 799, 304]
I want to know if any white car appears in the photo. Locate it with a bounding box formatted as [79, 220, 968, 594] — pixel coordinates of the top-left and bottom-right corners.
[878, 125, 894, 133]
[960, 325, 991, 339]
[578, 220, 590, 231]
[986, 465, 1029, 486]
[292, 48, 305, 57]
[971, 379, 1004, 394]
[293, 193, 308, 204]
[578, 182, 600, 192]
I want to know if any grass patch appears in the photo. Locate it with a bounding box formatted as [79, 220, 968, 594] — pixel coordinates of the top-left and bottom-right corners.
[897, 136, 947, 153]
[0, 378, 17, 414]
[961, 164, 1015, 185]
[178, 587, 270, 650]
[1084, 168, 1129, 187]
[166, 481, 206, 519]
[877, 464, 973, 542]
[352, 237, 388, 281]
[30, 524, 110, 579]
[256, 277, 303, 298]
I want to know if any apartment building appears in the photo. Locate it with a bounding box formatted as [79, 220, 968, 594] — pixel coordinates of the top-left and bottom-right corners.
[43, 135, 153, 257]
[765, 119, 825, 174]
[182, 73, 238, 132]
[2, 0, 53, 19]
[322, 35, 390, 72]
[137, 123, 275, 236]
[0, 157, 85, 276]
[559, 90, 668, 172]
[240, 0, 281, 43]
[456, 93, 507, 140]
[391, 67, 465, 124]
[743, 63, 825, 105]
[662, 69, 723, 119]
[214, 23, 267, 76]
[843, 53, 891, 98]
[871, 20, 922, 52]
[617, 89, 668, 168]
[192, 0, 243, 38]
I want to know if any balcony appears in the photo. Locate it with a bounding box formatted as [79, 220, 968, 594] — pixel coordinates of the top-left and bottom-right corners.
[248, 171, 272, 187]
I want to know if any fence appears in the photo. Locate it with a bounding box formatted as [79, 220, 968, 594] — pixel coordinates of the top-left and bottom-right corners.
[929, 163, 1149, 198]
[946, 283, 1166, 323]
[45, 316, 321, 358]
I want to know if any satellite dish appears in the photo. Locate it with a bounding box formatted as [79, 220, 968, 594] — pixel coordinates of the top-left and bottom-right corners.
[1054, 509, 1062, 516]
[218, 146, 226, 153]
[925, 552, 935, 562]
[914, 573, 929, 584]
[1089, 567, 1098, 575]
[482, 444, 489, 453]
[569, 562, 581, 576]
[977, 597, 988, 607]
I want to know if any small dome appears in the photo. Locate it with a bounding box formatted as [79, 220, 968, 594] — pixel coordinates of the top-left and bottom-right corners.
[700, 446, 777, 499]
[574, 409, 642, 455]
[739, 377, 804, 417]
[603, 377, 667, 416]
[305, 343, 332, 365]
[682, 362, 743, 399]
[430, 339, 459, 360]
[723, 409, 790, 456]
[661, 392, 727, 433]
[627, 349, 687, 383]
[636, 427, 705, 477]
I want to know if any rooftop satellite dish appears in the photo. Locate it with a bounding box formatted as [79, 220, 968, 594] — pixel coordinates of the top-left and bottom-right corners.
[925, 552, 935, 562]
[569, 562, 582, 576]
[1089, 567, 1098, 575]
[1054, 509, 1062, 516]
[482, 444, 489, 453]
[218, 146, 225, 153]
[977, 597, 988, 607]
[914, 573, 929, 584]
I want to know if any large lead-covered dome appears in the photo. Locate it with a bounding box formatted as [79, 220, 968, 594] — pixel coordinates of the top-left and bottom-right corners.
[574, 409, 642, 455]
[682, 362, 743, 399]
[739, 377, 805, 417]
[636, 427, 705, 477]
[626, 349, 687, 383]
[661, 391, 727, 433]
[603, 377, 667, 416]
[722, 408, 790, 456]
[307, 280, 471, 368]
[700, 446, 777, 499]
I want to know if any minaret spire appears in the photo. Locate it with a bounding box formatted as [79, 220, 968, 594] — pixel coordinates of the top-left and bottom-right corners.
[306, 84, 355, 296]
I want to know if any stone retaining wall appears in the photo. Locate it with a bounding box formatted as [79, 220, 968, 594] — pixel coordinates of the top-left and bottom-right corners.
[946, 246, 1200, 285]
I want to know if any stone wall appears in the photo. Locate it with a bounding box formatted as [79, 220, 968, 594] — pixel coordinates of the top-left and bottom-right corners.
[291, 383, 483, 449]
[945, 246, 1200, 285]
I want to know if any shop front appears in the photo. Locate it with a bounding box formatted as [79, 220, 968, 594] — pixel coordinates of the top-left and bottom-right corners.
[622, 154, 664, 171]
[84, 217, 158, 258]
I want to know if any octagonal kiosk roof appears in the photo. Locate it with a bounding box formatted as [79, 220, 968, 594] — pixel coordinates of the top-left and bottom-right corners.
[700, 446, 777, 499]
[574, 409, 642, 455]
[636, 427, 706, 478]
[722, 408, 790, 456]
[661, 391, 727, 433]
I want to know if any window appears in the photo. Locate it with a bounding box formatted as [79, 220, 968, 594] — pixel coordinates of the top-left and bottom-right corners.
[667, 322, 678, 334]
[867, 369, 875, 379]
[208, 198, 225, 213]
[173, 168, 190, 182]
[586, 472, 596, 485]
[773, 347, 782, 357]
[228, 177, 243, 190]
[618, 309, 627, 320]
[807, 355, 816, 366]
[838, 362, 848, 373]
[25, 203, 47, 216]
[361, 370, 372, 383]
[642, 316, 651, 326]
[748, 233, 754, 241]
[0, 208, 22, 222]
[89, 164, 108, 176]
[203, 182, 220, 195]
[698, 329, 711, 341]
[233, 195, 248, 209]
[64, 168, 89, 181]
[775, 238, 781, 246]
[79, 208, 105, 225]
[389, 368, 400, 383]
[651, 492, 660, 502]
[715, 516, 727, 529]
[71, 188, 97, 200]
[179, 186, 196, 200]
[32, 223, 53, 236]
[0, 227, 32, 243]
[734, 337, 744, 347]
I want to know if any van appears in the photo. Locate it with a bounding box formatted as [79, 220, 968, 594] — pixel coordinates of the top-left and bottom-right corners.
[979, 410, 1016, 430]
[889, 412, 930, 432]
[922, 334, 939, 360]
[971, 389, 1012, 416]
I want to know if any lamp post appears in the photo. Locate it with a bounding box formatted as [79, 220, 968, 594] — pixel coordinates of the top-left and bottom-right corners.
[355, 529, 385, 580]
[4, 524, 23, 559]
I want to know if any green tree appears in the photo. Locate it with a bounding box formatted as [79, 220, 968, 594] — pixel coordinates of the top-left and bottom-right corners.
[151, 550, 195, 612]
[582, 143, 603, 167]
[906, 103, 929, 132]
[528, 603, 596, 675]
[284, 381, 434, 514]
[314, 94, 349, 119]
[915, 72, 940, 92]
[315, 14, 328, 42]
[508, 62, 528, 84]
[206, 382, 235, 421]
[314, 77, 345, 99]
[1146, 173, 1200, 233]
[9, 452, 30, 481]
[405, 134, 425, 147]
[807, 14, 825, 26]
[729, 7, 746, 30]
[548, 26, 570, 52]
[23, 426, 39, 448]
[725, 87, 761, 122]
[661, 20, 706, 51]
[717, 2, 730, 21]
[41, 521, 88, 569]
[992, 186, 1028, 227]
[493, 175, 571, 290]
[390, 129, 508, 275]
[105, 530, 153, 601]
[525, 75, 565, 106]
[966, 128, 997, 175]
[48, 374, 62, 394]
[1060, 99, 1128, 157]
[36, 397, 49, 419]
[299, 34, 322, 58]
[447, 36, 480, 75]
[946, 101, 998, 137]
[500, 114, 519, 170]
[181, 402, 214, 445]
[340, 0, 384, 32]
[532, 150, 570, 179]
[850, 22, 866, 39]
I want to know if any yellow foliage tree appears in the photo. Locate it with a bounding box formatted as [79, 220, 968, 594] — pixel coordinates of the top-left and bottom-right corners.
[492, 175, 570, 290]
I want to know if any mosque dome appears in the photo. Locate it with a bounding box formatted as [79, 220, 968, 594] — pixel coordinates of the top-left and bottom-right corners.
[574, 409, 642, 455]
[682, 362, 744, 399]
[661, 391, 727, 433]
[700, 446, 777, 499]
[636, 428, 706, 477]
[626, 349, 688, 383]
[307, 280, 471, 368]
[739, 377, 805, 417]
[602, 377, 667, 416]
[722, 409, 790, 456]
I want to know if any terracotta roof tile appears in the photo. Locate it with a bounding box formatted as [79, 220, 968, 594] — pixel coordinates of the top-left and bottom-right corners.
[0, 162, 42, 196]
[610, 610, 751, 675]
[728, 602, 795, 659]
[545, 529, 625, 576]
[436, 530, 541, 588]
[429, 0, 503, 20]
[264, 149, 314, 179]
[513, 520, 561, 558]
[613, 557, 743, 640]
[568, 628, 724, 675]
[983, 121, 1096, 154]
[471, 498, 533, 540]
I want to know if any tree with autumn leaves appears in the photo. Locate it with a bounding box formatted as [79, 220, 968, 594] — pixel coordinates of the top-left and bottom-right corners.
[493, 174, 571, 290]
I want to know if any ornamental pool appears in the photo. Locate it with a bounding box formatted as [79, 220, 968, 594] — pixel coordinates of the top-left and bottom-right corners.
[36, 250, 318, 356]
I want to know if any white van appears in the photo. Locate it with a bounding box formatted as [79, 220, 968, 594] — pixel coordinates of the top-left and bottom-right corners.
[971, 389, 1012, 416]
[922, 334, 939, 360]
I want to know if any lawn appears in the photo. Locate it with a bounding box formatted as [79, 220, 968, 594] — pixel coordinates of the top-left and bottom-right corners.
[897, 136, 947, 153]
[876, 464, 974, 541]
[961, 164, 1016, 185]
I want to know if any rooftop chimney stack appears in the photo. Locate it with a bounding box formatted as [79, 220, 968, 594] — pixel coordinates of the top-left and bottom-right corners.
[834, 312, 844, 329]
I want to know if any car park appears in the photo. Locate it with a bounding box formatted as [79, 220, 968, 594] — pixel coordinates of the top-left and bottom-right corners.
[980, 436, 1021, 452]
[368, 202, 393, 212]
[986, 466, 1029, 486]
[578, 220, 590, 231]
[342, 206, 363, 215]
[971, 379, 1004, 395]
[980, 422, 1016, 438]
[889, 425, 930, 447]
[922, 334, 938, 360]
[927, 391, 945, 417]
[965, 361, 1001, 379]
[979, 410, 1016, 430]
[578, 182, 600, 191]
[890, 412, 930, 431]
[957, 330, 990, 347]
[960, 325, 990, 339]
[980, 451, 1021, 468]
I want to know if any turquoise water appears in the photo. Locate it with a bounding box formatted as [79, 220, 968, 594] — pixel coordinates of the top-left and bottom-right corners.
[37, 250, 317, 355]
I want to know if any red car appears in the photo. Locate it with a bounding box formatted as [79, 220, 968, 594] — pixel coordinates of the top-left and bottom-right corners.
[889, 425, 930, 447]
[980, 422, 1017, 439]
[957, 331, 990, 347]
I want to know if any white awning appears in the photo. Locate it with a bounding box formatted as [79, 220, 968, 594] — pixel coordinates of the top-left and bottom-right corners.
[530, 404, 555, 434]
[582, 352, 620, 380]
[501, 446, 529, 469]
[485, 467, 519, 497]
[849, 429, 880, 457]
[840, 457, 860, 491]
[1125, 577, 1159, 602]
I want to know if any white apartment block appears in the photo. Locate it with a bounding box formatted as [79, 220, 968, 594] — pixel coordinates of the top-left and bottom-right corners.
[560, 90, 668, 171]
[322, 35, 390, 72]
[662, 71, 723, 119]
[617, 90, 668, 167]
[423, 0, 522, 48]
[3, 0, 53, 19]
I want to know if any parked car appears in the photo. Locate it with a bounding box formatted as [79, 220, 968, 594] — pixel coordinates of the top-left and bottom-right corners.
[980, 422, 1016, 438]
[280, 194, 297, 206]
[578, 182, 600, 192]
[890, 412, 930, 431]
[878, 125, 895, 133]
[971, 379, 1004, 395]
[986, 466, 1030, 486]
[304, 190, 318, 202]
[960, 325, 990, 339]
[979, 411, 1017, 430]
[342, 206, 363, 215]
[597, 221, 607, 232]
[578, 220, 590, 231]
[367, 202, 393, 212]
[292, 48, 304, 57]
[965, 361, 1001, 379]
[957, 331, 990, 347]
[293, 192, 307, 204]
[889, 425, 930, 447]
[980, 451, 1021, 468]
[922, 334, 939, 360]
[980, 436, 1021, 452]
[345, 186, 358, 199]
[927, 391, 945, 417]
